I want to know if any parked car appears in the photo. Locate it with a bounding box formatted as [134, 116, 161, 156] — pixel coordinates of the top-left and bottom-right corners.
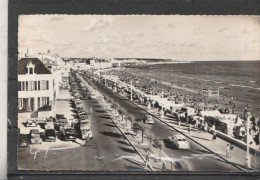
[56, 114, 65, 120]
[61, 127, 76, 141]
[80, 120, 90, 128]
[45, 117, 54, 129]
[75, 99, 82, 104]
[78, 109, 87, 115]
[26, 119, 37, 127]
[168, 134, 190, 149]
[59, 118, 69, 129]
[29, 129, 42, 144]
[19, 134, 29, 147]
[44, 129, 56, 142]
[79, 114, 88, 121]
[143, 114, 154, 124]
[55, 114, 65, 129]
[81, 127, 93, 139]
[90, 93, 97, 99]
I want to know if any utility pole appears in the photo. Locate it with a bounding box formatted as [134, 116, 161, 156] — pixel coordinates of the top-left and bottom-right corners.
[246, 113, 251, 168]
[130, 81, 133, 101]
[218, 87, 220, 103]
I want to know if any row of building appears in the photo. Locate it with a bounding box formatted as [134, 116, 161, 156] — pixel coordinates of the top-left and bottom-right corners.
[66, 57, 145, 71]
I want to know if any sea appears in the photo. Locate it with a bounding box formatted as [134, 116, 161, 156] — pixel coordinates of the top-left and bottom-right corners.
[125, 61, 260, 110]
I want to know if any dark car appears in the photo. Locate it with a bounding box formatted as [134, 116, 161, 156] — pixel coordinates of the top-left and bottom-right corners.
[143, 114, 154, 124]
[79, 114, 88, 121]
[59, 118, 69, 129]
[55, 114, 65, 130]
[29, 129, 42, 144]
[61, 127, 76, 141]
[19, 134, 29, 147]
[56, 114, 65, 120]
[44, 129, 56, 142]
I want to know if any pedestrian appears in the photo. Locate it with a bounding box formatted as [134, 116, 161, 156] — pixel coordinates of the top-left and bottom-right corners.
[162, 162, 166, 171]
[86, 134, 91, 146]
[230, 143, 234, 158]
[145, 152, 150, 169]
[226, 143, 231, 158]
[90, 107, 93, 115]
[204, 122, 208, 132]
[188, 124, 191, 135]
[212, 130, 217, 141]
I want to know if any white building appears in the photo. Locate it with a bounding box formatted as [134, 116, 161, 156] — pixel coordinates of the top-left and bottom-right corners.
[18, 58, 56, 118]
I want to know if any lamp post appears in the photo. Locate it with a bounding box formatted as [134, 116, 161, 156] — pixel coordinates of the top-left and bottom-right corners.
[130, 81, 133, 101]
[161, 90, 164, 117]
[246, 113, 251, 168]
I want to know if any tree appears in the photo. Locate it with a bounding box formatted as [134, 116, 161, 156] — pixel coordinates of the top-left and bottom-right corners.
[132, 122, 145, 143]
[126, 115, 134, 127]
[111, 103, 118, 115]
[147, 132, 155, 151]
[118, 109, 126, 122]
[153, 138, 165, 161]
[103, 96, 107, 102]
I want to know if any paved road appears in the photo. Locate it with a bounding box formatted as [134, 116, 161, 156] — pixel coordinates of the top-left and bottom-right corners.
[83, 75, 243, 172]
[18, 86, 145, 171]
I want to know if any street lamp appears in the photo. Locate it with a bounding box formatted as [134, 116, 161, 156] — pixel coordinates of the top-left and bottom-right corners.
[246, 112, 251, 168]
[130, 81, 133, 101]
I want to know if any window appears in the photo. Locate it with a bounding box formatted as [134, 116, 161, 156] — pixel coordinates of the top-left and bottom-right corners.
[40, 80, 49, 90]
[34, 81, 37, 90]
[28, 81, 36, 91]
[22, 81, 25, 91]
[41, 97, 50, 106]
[26, 81, 28, 91]
[38, 81, 40, 90]
[29, 68, 33, 74]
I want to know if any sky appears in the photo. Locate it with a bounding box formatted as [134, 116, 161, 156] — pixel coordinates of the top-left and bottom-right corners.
[18, 15, 260, 61]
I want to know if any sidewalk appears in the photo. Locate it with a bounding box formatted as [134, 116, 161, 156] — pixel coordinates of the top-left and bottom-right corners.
[55, 90, 74, 121]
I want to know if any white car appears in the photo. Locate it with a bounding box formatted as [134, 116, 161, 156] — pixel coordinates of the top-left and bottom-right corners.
[90, 93, 97, 99]
[143, 115, 154, 124]
[169, 134, 190, 149]
[81, 128, 93, 139]
[26, 119, 37, 127]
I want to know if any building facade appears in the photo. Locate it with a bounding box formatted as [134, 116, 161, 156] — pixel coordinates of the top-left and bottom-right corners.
[18, 58, 56, 118]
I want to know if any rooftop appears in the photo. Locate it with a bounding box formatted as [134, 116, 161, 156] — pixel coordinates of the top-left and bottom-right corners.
[18, 58, 52, 75]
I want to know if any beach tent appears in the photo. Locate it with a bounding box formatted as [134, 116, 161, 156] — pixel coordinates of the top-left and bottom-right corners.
[199, 110, 222, 118]
[220, 114, 244, 127]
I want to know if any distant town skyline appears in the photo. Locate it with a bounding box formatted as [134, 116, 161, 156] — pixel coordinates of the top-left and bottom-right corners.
[18, 15, 260, 61]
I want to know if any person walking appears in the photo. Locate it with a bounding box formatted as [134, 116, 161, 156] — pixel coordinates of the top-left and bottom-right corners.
[86, 134, 91, 146]
[212, 130, 217, 141]
[162, 162, 166, 171]
[226, 143, 231, 158]
[145, 152, 150, 169]
[204, 122, 208, 133]
[188, 124, 191, 135]
[90, 107, 93, 115]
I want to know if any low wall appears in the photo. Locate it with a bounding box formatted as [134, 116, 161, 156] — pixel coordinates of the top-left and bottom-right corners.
[216, 130, 260, 155]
